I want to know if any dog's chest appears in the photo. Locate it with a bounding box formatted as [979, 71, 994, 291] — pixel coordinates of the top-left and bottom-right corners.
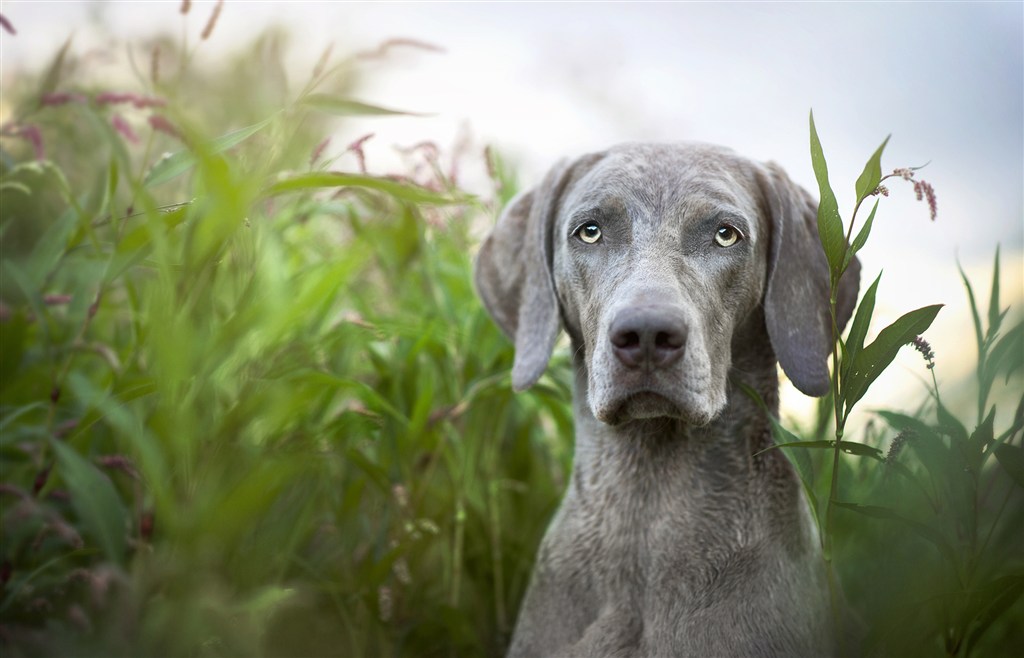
[561, 456, 766, 606]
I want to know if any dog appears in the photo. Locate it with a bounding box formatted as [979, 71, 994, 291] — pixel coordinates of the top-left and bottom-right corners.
[474, 142, 860, 657]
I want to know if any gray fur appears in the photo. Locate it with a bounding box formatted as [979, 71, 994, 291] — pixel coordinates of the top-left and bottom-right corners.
[474, 143, 860, 657]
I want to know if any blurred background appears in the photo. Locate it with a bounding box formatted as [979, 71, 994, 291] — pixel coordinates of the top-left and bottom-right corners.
[3, 0, 1020, 422]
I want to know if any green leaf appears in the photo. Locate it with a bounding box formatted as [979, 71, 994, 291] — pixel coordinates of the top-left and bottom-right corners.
[265, 172, 464, 205]
[144, 114, 277, 187]
[963, 575, 1024, 656]
[300, 94, 425, 117]
[345, 447, 391, 494]
[844, 199, 878, 270]
[49, 438, 128, 563]
[844, 304, 943, 412]
[809, 111, 845, 278]
[36, 37, 73, 106]
[969, 406, 996, 456]
[994, 443, 1024, 489]
[987, 321, 1024, 384]
[753, 439, 882, 460]
[958, 260, 984, 358]
[832, 501, 958, 568]
[841, 272, 881, 387]
[25, 205, 77, 287]
[936, 400, 969, 446]
[0, 181, 31, 196]
[854, 135, 891, 203]
[987, 244, 1001, 337]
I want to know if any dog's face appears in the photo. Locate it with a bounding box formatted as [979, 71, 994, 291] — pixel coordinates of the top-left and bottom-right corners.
[475, 142, 859, 426]
[551, 145, 769, 425]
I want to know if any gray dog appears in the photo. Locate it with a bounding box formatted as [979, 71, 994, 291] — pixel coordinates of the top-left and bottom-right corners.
[474, 143, 860, 657]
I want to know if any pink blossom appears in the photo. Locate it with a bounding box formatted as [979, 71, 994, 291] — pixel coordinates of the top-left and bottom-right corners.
[148, 115, 181, 140]
[17, 124, 45, 160]
[43, 294, 72, 306]
[95, 92, 166, 109]
[41, 92, 87, 107]
[346, 133, 374, 173]
[111, 114, 139, 144]
[0, 14, 15, 35]
[310, 137, 331, 167]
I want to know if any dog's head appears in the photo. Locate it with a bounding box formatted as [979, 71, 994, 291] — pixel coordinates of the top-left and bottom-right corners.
[475, 143, 860, 426]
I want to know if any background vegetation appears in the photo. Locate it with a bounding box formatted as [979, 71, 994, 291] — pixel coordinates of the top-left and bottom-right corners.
[1, 12, 1021, 657]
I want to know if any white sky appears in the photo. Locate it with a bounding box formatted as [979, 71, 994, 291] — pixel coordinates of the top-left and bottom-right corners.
[2, 0, 1022, 426]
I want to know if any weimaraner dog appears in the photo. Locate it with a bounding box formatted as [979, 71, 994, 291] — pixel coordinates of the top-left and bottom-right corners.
[474, 143, 860, 657]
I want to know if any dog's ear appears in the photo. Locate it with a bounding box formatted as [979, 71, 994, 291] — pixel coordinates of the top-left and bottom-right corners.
[758, 162, 861, 397]
[475, 156, 596, 391]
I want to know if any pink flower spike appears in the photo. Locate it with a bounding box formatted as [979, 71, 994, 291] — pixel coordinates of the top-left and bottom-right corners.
[21, 125, 44, 160]
[310, 137, 331, 167]
[95, 92, 131, 105]
[42, 92, 87, 107]
[346, 133, 375, 174]
[132, 96, 166, 110]
[95, 92, 166, 109]
[0, 14, 15, 35]
[201, 0, 224, 40]
[111, 114, 139, 144]
[43, 294, 72, 306]
[148, 115, 181, 141]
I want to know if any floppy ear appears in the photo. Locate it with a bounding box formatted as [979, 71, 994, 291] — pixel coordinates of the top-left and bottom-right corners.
[474, 158, 586, 391]
[758, 162, 861, 397]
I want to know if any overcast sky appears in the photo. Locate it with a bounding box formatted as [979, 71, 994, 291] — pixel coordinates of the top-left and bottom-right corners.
[2, 0, 1022, 419]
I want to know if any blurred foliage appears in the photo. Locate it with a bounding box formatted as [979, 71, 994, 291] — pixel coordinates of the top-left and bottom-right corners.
[0, 7, 1021, 658]
[1, 13, 568, 658]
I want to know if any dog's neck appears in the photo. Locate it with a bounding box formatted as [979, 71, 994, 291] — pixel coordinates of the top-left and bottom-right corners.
[565, 318, 807, 551]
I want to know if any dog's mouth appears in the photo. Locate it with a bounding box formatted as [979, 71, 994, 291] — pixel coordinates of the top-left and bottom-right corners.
[597, 390, 686, 425]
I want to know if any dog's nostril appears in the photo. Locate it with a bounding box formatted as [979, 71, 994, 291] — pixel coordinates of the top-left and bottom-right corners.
[613, 331, 641, 349]
[655, 331, 683, 350]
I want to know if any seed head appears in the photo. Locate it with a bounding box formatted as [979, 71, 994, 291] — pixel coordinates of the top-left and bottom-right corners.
[886, 430, 914, 464]
[310, 137, 331, 168]
[148, 114, 182, 141]
[913, 179, 937, 221]
[378, 586, 393, 622]
[111, 114, 139, 144]
[346, 133, 374, 174]
[911, 335, 935, 369]
[201, 0, 223, 40]
[95, 92, 166, 109]
[0, 14, 15, 35]
[42, 92, 87, 106]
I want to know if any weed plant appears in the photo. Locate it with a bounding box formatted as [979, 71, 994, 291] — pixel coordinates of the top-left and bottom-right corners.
[1, 8, 1022, 657]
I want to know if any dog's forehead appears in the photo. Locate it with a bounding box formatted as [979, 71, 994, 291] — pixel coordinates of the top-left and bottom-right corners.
[565, 142, 761, 222]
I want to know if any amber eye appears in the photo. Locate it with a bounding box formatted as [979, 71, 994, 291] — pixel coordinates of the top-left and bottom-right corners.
[576, 222, 602, 244]
[714, 225, 741, 247]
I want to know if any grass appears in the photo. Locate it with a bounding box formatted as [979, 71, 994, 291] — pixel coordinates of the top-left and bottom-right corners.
[1, 12, 1022, 658]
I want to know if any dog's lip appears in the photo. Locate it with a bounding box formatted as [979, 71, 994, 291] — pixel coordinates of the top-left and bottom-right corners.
[600, 389, 684, 424]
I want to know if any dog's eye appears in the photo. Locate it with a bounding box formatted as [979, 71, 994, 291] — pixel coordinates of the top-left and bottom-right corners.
[575, 222, 603, 244]
[714, 225, 741, 247]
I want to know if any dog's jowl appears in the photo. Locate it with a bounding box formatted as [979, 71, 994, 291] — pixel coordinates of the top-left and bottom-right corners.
[475, 143, 860, 657]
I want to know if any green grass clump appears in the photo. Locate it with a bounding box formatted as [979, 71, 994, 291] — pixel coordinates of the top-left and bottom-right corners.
[1, 23, 571, 658]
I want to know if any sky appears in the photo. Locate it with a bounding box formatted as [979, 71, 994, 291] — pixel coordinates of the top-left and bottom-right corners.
[2, 0, 1022, 422]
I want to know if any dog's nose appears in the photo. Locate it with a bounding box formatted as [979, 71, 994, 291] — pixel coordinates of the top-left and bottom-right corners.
[609, 305, 688, 369]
